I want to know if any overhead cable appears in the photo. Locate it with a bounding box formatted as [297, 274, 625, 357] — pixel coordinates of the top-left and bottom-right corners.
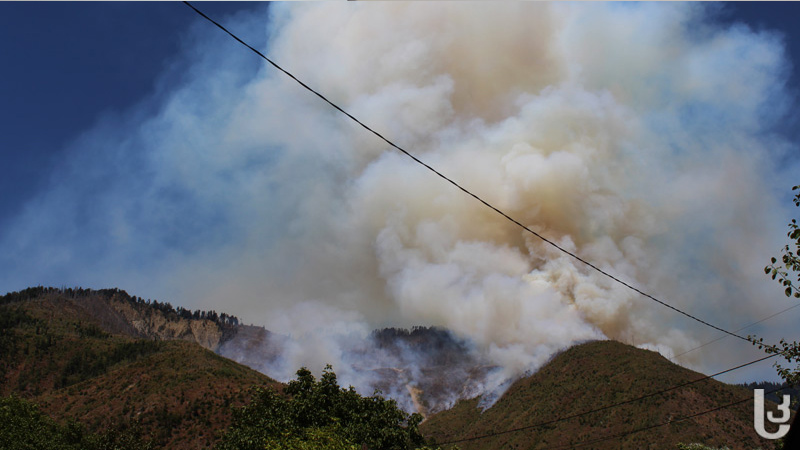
[435, 352, 780, 446]
[548, 383, 793, 449]
[671, 302, 800, 361]
[182, 1, 763, 347]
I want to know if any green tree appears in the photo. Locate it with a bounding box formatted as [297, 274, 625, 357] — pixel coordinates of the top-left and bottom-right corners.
[0, 395, 85, 450]
[261, 426, 359, 450]
[765, 185, 800, 300]
[757, 184, 800, 450]
[756, 184, 800, 385]
[676, 444, 730, 450]
[216, 365, 433, 450]
[0, 395, 153, 450]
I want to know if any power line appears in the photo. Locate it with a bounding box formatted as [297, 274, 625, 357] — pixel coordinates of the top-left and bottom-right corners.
[671, 302, 800, 361]
[435, 352, 780, 447]
[548, 383, 792, 449]
[182, 1, 762, 347]
[181, 7, 798, 448]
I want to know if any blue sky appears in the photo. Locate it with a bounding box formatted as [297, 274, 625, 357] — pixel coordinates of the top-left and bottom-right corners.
[0, 2, 266, 226]
[2, 2, 800, 384]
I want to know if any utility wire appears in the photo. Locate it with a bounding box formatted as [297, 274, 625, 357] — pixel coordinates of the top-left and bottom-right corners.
[671, 302, 800, 361]
[183, 1, 764, 347]
[182, 6, 798, 448]
[435, 351, 781, 447]
[548, 383, 793, 449]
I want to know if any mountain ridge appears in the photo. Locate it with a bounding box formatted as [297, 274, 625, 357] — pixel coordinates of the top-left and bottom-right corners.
[1, 286, 787, 449]
[0, 287, 279, 449]
[421, 340, 778, 449]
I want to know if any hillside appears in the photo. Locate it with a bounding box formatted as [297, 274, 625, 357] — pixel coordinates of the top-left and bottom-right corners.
[1, 287, 788, 449]
[0, 288, 280, 449]
[217, 321, 495, 416]
[421, 340, 776, 450]
[1, 286, 241, 349]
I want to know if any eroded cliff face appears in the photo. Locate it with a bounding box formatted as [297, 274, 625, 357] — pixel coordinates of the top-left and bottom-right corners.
[47, 289, 234, 352]
[7, 288, 492, 415]
[106, 297, 226, 351]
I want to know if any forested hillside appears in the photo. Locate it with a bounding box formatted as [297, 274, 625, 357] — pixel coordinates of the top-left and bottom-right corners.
[1, 287, 787, 449]
[421, 341, 777, 450]
[0, 287, 277, 448]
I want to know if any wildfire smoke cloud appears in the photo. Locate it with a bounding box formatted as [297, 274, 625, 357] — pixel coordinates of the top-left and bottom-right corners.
[1, 2, 797, 409]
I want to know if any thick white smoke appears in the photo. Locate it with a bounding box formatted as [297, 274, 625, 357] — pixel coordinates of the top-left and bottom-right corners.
[243, 2, 796, 390]
[1, 2, 798, 408]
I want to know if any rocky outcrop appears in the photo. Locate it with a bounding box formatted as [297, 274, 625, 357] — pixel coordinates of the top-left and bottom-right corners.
[31, 288, 237, 352]
[105, 296, 227, 351]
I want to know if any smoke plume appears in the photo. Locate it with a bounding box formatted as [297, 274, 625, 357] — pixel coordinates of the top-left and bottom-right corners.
[1, 2, 798, 409]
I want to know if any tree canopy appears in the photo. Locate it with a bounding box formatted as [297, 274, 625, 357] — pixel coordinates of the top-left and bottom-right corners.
[756, 184, 800, 386]
[0, 395, 152, 450]
[215, 365, 441, 450]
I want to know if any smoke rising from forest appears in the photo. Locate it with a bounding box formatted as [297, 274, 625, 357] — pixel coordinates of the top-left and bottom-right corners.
[1, 2, 798, 408]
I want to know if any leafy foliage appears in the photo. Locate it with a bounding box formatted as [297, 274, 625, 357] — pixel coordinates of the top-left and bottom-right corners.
[0, 394, 85, 450]
[675, 444, 730, 450]
[90, 419, 155, 450]
[752, 338, 800, 386]
[756, 184, 800, 385]
[216, 365, 432, 450]
[0, 395, 152, 450]
[764, 185, 800, 299]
